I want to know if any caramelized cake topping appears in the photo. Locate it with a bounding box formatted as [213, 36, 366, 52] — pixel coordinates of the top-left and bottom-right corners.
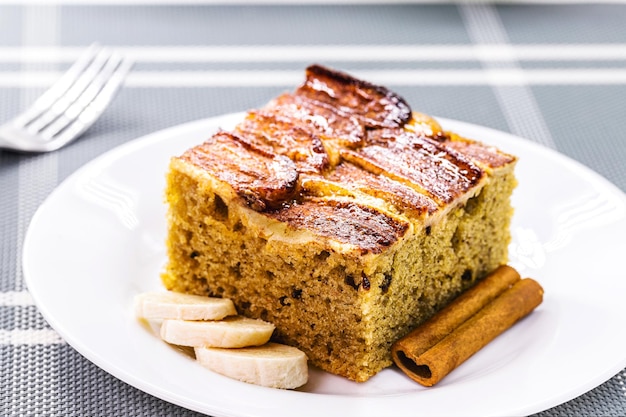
[268, 198, 409, 254]
[326, 162, 440, 217]
[443, 133, 517, 170]
[180, 131, 299, 211]
[177, 65, 515, 252]
[269, 93, 365, 149]
[235, 108, 330, 174]
[342, 129, 484, 205]
[296, 64, 412, 129]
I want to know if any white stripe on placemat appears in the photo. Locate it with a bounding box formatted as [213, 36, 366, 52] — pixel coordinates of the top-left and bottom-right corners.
[0, 44, 626, 63]
[3, 0, 626, 6]
[0, 291, 35, 306]
[11, 13, 65, 401]
[1, 68, 626, 87]
[0, 329, 65, 345]
[459, 4, 557, 149]
[1, 44, 626, 62]
[16, 6, 61, 292]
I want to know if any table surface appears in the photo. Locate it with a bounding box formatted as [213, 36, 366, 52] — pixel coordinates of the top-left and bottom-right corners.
[1, 3, 625, 416]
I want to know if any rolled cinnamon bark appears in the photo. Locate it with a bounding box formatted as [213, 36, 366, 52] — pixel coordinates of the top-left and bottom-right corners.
[393, 265, 521, 358]
[391, 266, 543, 386]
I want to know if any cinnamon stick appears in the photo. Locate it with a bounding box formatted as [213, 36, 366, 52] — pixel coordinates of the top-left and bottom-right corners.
[391, 266, 543, 386]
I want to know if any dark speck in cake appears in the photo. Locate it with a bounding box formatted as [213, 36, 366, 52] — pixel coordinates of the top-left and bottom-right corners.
[379, 273, 392, 293]
[462, 269, 473, 281]
[362, 274, 371, 290]
[292, 288, 303, 299]
[345, 275, 359, 290]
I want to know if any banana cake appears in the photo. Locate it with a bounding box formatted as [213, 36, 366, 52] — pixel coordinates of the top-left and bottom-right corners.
[161, 65, 517, 382]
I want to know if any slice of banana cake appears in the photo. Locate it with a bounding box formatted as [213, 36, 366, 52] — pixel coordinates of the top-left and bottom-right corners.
[161, 65, 517, 382]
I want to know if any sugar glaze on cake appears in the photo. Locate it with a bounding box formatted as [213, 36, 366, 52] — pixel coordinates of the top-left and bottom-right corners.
[162, 65, 517, 382]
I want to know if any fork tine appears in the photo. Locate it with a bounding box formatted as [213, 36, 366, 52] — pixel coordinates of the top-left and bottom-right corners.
[12, 43, 102, 128]
[40, 52, 124, 140]
[26, 47, 113, 135]
[39, 56, 133, 150]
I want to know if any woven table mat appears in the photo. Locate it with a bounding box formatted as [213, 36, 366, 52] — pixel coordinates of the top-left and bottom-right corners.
[1, 3, 625, 416]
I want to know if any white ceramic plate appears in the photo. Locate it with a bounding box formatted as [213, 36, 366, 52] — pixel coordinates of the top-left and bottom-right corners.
[23, 113, 626, 417]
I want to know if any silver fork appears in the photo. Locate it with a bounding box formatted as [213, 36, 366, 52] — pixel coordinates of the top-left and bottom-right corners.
[0, 44, 132, 152]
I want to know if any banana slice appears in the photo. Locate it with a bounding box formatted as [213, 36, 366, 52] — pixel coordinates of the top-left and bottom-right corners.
[160, 316, 275, 348]
[195, 342, 308, 389]
[134, 291, 236, 321]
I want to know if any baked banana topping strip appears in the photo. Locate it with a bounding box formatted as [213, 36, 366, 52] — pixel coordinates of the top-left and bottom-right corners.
[134, 290, 309, 389]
